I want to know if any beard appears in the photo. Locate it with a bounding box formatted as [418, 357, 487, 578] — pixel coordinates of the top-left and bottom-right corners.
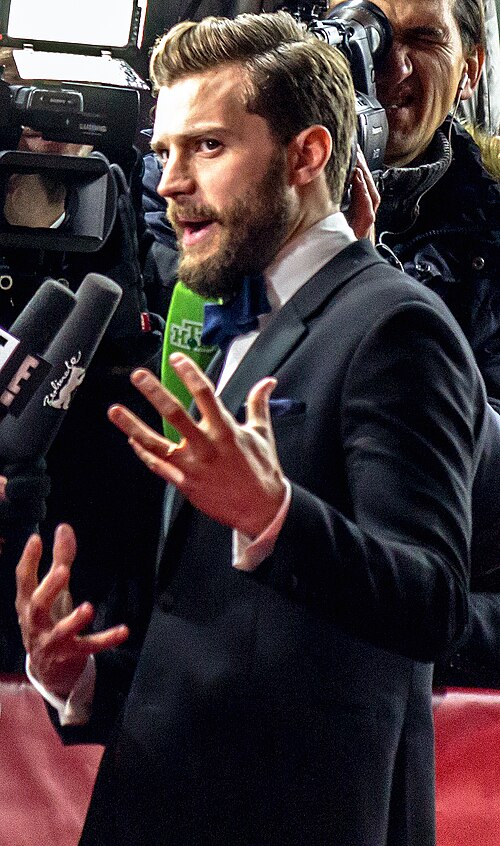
[167, 150, 291, 300]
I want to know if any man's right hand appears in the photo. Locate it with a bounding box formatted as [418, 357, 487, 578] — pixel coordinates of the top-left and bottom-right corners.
[15, 524, 129, 700]
[346, 147, 381, 243]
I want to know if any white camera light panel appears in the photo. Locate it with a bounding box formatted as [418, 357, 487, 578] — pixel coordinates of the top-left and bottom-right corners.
[7, 0, 135, 47]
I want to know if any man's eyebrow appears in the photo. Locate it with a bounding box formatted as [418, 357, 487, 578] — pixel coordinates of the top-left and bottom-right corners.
[150, 137, 164, 153]
[150, 123, 232, 152]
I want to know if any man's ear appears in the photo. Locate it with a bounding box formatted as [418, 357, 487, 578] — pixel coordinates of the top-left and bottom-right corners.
[287, 125, 332, 187]
[460, 46, 485, 100]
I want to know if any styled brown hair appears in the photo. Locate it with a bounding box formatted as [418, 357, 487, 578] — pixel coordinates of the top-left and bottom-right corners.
[150, 11, 356, 204]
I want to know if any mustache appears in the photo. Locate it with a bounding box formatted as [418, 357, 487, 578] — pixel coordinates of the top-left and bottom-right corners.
[167, 201, 221, 226]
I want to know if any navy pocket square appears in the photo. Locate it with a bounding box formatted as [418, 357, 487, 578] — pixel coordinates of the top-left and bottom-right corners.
[268, 398, 306, 418]
[236, 398, 306, 423]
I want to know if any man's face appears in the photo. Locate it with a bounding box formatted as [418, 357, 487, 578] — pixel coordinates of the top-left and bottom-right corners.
[330, 0, 472, 167]
[152, 65, 294, 299]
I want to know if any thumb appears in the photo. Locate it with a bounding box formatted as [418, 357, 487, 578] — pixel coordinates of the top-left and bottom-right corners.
[245, 377, 277, 438]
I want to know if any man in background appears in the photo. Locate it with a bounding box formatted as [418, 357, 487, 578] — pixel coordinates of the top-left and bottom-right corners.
[329, 0, 500, 687]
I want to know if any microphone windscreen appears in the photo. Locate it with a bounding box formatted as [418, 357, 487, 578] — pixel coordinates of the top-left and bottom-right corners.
[0, 272, 122, 462]
[9, 279, 77, 354]
[0, 279, 77, 414]
[161, 281, 216, 442]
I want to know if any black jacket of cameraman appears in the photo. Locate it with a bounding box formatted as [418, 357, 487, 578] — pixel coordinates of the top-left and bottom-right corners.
[376, 118, 500, 399]
[0, 154, 165, 672]
[376, 118, 500, 688]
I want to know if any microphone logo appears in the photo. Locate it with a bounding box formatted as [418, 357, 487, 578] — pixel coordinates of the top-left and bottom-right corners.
[43, 351, 86, 410]
[0, 325, 51, 417]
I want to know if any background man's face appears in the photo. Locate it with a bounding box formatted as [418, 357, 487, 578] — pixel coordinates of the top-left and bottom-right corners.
[152, 65, 293, 299]
[330, 0, 471, 166]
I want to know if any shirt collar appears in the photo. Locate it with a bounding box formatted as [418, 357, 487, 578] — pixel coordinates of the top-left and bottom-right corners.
[216, 212, 356, 394]
[264, 211, 356, 312]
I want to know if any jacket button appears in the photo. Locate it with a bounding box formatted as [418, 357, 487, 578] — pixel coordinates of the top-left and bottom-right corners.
[472, 256, 485, 270]
[158, 591, 174, 612]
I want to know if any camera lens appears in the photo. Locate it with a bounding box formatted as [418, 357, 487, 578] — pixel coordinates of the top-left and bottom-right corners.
[325, 0, 392, 63]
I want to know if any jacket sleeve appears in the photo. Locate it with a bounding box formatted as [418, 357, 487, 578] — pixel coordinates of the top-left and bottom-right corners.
[257, 299, 486, 663]
[433, 593, 500, 688]
[47, 647, 140, 746]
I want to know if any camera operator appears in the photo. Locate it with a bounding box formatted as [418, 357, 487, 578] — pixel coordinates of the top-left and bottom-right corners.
[328, 0, 500, 691]
[326, 0, 500, 397]
[0, 47, 165, 672]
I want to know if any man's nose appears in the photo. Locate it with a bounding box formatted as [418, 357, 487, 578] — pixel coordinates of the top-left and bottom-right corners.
[157, 151, 194, 200]
[378, 40, 413, 85]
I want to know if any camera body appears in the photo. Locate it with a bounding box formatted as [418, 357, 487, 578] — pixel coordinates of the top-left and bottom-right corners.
[0, 76, 142, 154]
[0, 0, 148, 154]
[298, 0, 392, 175]
[0, 0, 148, 251]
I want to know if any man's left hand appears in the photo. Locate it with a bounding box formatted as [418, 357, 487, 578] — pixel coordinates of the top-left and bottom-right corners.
[108, 352, 287, 538]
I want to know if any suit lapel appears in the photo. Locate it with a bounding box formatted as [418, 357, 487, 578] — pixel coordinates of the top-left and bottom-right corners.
[219, 240, 384, 414]
[159, 240, 384, 545]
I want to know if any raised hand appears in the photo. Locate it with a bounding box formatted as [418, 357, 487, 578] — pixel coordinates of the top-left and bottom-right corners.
[108, 352, 287, 539]
[16, 524, 129, 699]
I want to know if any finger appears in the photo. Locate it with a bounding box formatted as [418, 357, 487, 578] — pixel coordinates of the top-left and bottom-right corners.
[349, 170, 376, 240]
[49, 600, 96, 641]
[52, 524, 77, 570]
[0, 475, 7, 502]
[48, 603, 128, 652]
[361, 168, 380, 211]
[128, 438, 186, 487]
[134, 361, 227, 448]
[30, 563, 73, 629]
[77, 624, 130, 654]
[45, 617, 129, 657]
[355, 147, 380, 210]
[130, 367, 206, 444]
[109, 403, 179, 459]
[169, 353, 230, 438]
[15, 534, 43, 609]
[245, 378, 277, 436]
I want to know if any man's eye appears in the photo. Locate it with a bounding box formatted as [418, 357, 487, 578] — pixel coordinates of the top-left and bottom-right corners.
[409, 30, 446, 47]
[198, 139, 221, 153]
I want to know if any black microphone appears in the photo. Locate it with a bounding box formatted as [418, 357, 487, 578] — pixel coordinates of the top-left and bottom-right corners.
[0, 272, 122, 462]
[0, 279, 77, 418]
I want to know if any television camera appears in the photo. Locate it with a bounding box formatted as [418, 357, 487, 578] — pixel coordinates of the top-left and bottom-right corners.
[0, 0, 149, 252]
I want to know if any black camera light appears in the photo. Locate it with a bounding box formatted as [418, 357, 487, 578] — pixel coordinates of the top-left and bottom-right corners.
[0, 150, 117, 252]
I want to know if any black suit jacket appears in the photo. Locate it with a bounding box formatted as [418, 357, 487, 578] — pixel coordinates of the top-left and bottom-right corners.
[72, 241, 485, 846]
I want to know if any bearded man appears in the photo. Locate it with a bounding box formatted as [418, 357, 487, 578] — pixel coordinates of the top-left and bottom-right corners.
[17, 12, 486, 846]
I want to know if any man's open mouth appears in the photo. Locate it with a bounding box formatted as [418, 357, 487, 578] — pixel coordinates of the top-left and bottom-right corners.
[178, 218, 216, 246]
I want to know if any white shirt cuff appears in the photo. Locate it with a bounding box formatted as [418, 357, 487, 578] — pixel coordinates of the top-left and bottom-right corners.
[232, 478, 291, 571]
[25, 653, 96, 726]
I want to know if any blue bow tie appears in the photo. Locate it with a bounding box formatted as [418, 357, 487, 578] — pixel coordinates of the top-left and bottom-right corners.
[201, 273, 271, 353]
